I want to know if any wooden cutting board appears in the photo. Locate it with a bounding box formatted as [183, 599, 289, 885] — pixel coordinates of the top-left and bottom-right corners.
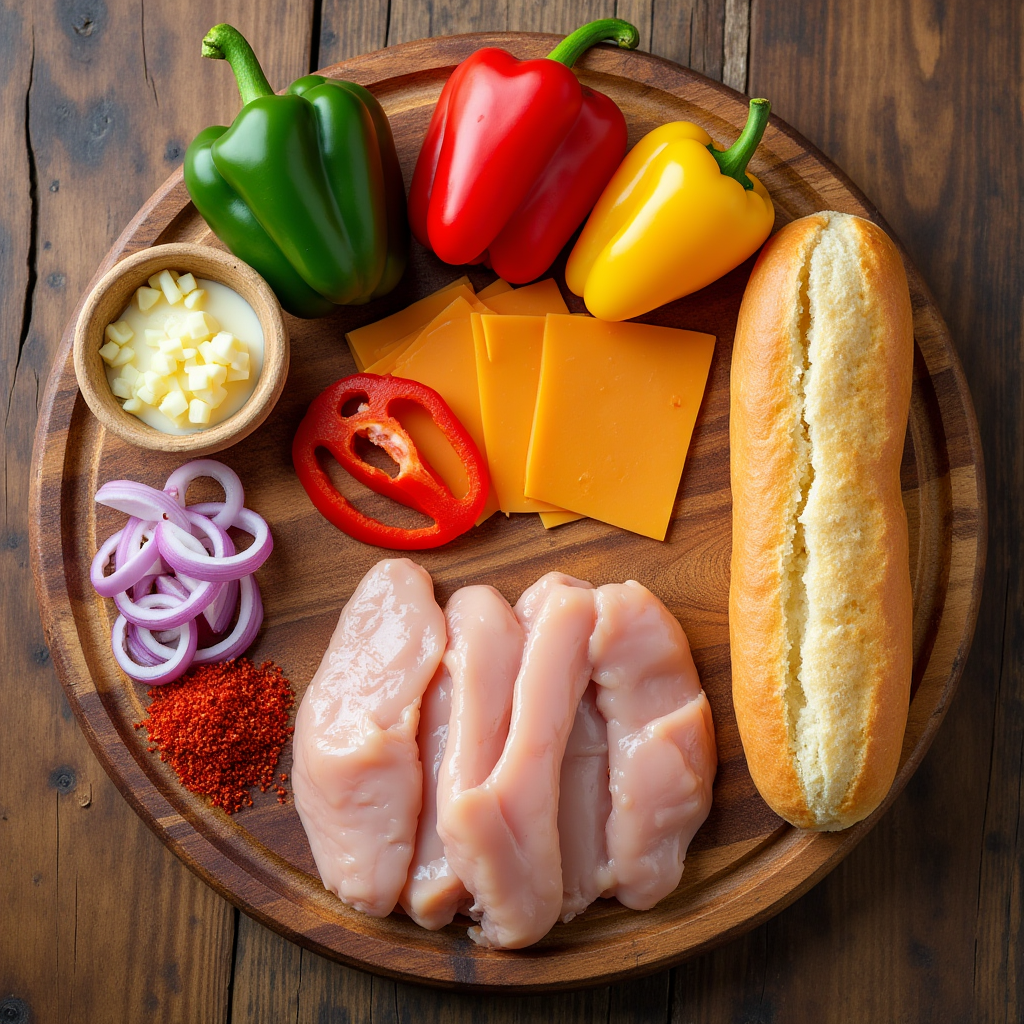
[29, 33, 985, 991]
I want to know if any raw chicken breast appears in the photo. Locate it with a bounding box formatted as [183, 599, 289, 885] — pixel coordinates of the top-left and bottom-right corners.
[440, 582, 596, 949]
[398, 663, 464, 929]
[513, 571, 593, 634]
[515, 573, 612, 923]
[590, 581, 717, 910]
[430, 586, 524, 930]
[292, 559, 446, 917]
[558, 681, 613, 922]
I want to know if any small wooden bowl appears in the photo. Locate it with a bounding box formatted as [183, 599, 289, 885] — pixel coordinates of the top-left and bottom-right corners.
[73, 242, 289, 457]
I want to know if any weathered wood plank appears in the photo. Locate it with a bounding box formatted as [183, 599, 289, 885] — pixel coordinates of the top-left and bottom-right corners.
[650, 0, 728, 80]
[0, 1, 315, 1021]
[319, 0, 390, 63]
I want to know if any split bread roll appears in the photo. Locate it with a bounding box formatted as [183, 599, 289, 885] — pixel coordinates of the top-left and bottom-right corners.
[729, 211, 914, 831]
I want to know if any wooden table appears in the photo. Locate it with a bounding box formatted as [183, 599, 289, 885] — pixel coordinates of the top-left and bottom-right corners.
[1, 1, 1018, 1020]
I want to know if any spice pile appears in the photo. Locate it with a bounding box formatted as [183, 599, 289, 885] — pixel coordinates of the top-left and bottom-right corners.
[135, 659, 294, 813]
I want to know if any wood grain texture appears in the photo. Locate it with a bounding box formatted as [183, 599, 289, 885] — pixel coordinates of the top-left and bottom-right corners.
[0, 2, 315, 1021]
[30, 32, 983, 992]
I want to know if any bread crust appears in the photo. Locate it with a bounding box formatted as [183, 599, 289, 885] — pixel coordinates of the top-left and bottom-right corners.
[729, 212, 913, 830]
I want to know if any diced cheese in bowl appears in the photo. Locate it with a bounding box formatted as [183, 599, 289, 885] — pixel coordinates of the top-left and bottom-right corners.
[102, 269, 263, 434]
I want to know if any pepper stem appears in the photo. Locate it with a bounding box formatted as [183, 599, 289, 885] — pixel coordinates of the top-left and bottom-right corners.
[710, 98, 771, 190]
[546, 18, 640, 68]
[201, 24, 275, 106]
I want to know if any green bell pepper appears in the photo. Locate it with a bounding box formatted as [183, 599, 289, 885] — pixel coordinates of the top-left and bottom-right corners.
[184, 24, 408, 318]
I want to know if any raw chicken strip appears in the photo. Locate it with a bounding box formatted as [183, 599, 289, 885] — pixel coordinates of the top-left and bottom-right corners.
[398, 663, 464, 929]
[514, 573, 612, 923]
[558, 681, 613, 922]
[292, 559, 446, 917]
[440, 582, 597, 949]
[428, 587, 524, 928]
[590, 581, 717, 910]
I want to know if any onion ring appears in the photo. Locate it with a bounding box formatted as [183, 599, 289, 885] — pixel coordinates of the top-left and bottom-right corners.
[111, 596, 198, 684]
[164, 460, 244, 528]
[95, 480, 190, 530]
[156, 507, 271, 583]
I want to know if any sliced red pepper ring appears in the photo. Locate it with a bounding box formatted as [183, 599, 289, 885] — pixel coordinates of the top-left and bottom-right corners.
[292, 372, 490, 550]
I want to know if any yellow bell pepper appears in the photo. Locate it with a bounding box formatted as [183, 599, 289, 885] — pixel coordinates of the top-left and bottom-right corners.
[566, 98, 775, 321]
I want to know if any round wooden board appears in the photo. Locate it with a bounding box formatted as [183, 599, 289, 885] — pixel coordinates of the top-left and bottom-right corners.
[30, 34, 986, 991]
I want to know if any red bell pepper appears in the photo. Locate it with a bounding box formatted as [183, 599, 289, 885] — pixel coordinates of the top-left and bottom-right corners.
[292, 373, 489, 550]
[409, 19, 638, 283]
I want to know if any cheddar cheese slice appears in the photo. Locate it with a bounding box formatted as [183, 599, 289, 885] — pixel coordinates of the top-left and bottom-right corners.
[473, 314, 562, 514]
[482, 278, 568, 316]
[539, 510, 584, 529]
[345, 276, 471, 370]
[525, 315, 715, 541]
[366, 287, 490, 375]
[390, 299, 499, 522]
[477, 278, 513, 299]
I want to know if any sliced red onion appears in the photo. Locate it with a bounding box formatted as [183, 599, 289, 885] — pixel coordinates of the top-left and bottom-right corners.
[203, 576, 239, 634]
[96, 480, 190, 530]
[125, 623, 165, 667]
[113, 572, 220, 629]
[131, 573, 159, 601]
[156, 507, 271, 583]
[164, 460, 245, 528]
[93, 461, 270, 683]
[193, 575, 263, 664]
[154, 575, 190, 601]
[111, 596, 197, 684]
[91, 521, 164, 598]
[133, 624, 182, 661]
[160, 516, 240, 634]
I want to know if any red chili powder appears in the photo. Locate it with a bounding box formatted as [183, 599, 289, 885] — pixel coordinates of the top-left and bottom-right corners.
[134, 659, 295, 813]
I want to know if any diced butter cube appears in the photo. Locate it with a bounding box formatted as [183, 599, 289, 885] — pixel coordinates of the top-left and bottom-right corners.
[164, 314, 186, 340]
[159, 391, 189, 420]
[142, 371, 170, 399]
[120, 363, 140, 385]
[210, 332, 238, 363]
[123, 398, 143, 413]
[225, 366, 250, 383]
[194, 384, 228, 409]
[183, 288, 206, 310]
[169, 270, 180, 280]
[177, 273, 197, 295]
[136, 386, 157, 406]
[99, 341, 122, 365]
[136, 286, 162, 312]
[186, 311, 219, 341]
[111, 377, 132, 399]
[186, 365, 213, 391]
[197, 340, 216, 363]
[145, 329, 166, 348]
[207, 364, 228, 387]
[228, 350, 250, 373]
[105, 321, 134, 346]
[151, 352, 177, 375]
[111, 345, 136, 367]
[158, 337, 186, 360]
[181, 348, 196, 360]
[148, 274, 162, 290]
[157, 269, 183, 305]
[188, 399, 211, 425]
[183, 357, 198, 371]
